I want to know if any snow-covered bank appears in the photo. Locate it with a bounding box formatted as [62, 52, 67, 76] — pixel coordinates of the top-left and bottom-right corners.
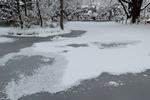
[0, 27, 10, 36]
[2, 22, 150, 100]
[8, 26, 71, 37]
[0, 28, 16, 43]
[0, 37, 15, 43]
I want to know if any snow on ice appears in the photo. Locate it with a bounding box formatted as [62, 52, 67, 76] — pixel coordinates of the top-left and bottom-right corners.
[1, 22, 150, 100]
[105, 81, 123, 87]
[32, 22, 150, 86]
[0, 48, 68, 100]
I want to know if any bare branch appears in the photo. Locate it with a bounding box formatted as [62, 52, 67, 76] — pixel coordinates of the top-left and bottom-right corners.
[141, 3, 150, 11]
[99, 3, 119, 17]
[118, 0, 129, 18]
[121, 0, 132, 4]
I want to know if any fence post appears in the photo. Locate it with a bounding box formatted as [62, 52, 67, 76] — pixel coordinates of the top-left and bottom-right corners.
[147, 15, 149, 20]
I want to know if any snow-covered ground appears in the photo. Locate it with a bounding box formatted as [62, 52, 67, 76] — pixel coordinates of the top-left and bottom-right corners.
[1, 22, 150, 100]
[0, 27, 16, 43]
[0, 27, 10, 36]
[7, 26, 70, 37]
[0, 37, 15, 43]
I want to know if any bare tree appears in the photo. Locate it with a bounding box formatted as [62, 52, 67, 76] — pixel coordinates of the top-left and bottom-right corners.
[24, 0, 27, 16]
[118, 0, 150, 23]
[36, 0, 43, 27]
[16, 0, 23, 29]
[60, 0, 64, 30]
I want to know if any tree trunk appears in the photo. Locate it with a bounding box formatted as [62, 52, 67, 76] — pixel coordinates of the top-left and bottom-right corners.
[36, 0, 43, 27]
[60, 0, 64, 30]
[130, 0, 143, 23]
[119, 0, 144, 23]
[16, 0, 23, 29]
[24, 0, 27, 16]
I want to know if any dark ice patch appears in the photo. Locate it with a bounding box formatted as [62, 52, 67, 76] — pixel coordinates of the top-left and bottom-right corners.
[66, 44, 89, 48]
[58, 30, 86, 38]
[92, 41, 140, 49]
[62, 50, 69, 53]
